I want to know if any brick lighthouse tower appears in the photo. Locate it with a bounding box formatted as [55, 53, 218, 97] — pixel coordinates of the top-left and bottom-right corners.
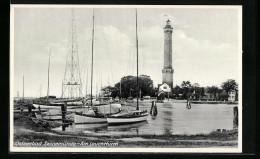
[162, 19, 174, 90]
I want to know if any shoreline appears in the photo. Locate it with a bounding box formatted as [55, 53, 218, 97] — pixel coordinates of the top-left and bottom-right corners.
[13, 116, 238, 148]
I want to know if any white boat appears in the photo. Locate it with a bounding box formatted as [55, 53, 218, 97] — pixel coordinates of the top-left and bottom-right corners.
[35, 112, 62, 120]
[33, 104, 60, 109]
[42, 115, 62, 120]
[107, 110, 148, 125]
[74, 113, 106, 124]
[74, 104, 121, 124]
[93, 103, 121, 115]
[33, 103, 86, 110]
[35, 110, 74, 121]
[107, 9, 148, 125]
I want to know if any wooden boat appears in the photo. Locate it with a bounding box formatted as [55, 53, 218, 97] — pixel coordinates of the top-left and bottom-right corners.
[35, 109, 74, 121]
[74, 111, 106, 124]
[74, 103, 121, 124]
[35, 113, 61, 120]
[107, 9, 148, 125]
[107, 110, 148, 125]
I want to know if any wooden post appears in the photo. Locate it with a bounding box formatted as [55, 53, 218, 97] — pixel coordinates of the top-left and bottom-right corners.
[28, 104, 32, 117]
[233, 106, 238, 129]
[150, 101, 154, 115]
[61, 102, 67, 131]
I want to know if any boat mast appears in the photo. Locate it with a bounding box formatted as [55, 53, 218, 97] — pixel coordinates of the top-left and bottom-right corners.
[96, 79, 98, 99]
[100, 73, 102, 99]
[23, 75, 24, 101]
[47, 49, 51, 102]
[40, 84, 42, 98]
[86, 68, 88, 98]
[136, 8, 139, 110]
[90, 9, 95, 107]
[120, 78, 122, 99]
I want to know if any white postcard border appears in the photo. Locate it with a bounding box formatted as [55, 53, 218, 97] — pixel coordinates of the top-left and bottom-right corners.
[9, 4, 243, 153]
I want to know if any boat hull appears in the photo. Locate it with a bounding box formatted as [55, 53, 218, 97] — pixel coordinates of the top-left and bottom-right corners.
[35, 114, 62, 120]
[74, 114, 107, 124]
[107, 115, 148, 125]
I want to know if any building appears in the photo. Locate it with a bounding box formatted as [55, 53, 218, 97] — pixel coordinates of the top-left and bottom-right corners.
[162, 19, 174, 91]
[159, 83, 171, 93]
[228, 90, 237, 102]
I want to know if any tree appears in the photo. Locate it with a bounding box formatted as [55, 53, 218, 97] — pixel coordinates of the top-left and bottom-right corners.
[114, 75, 154, 99]
[199, 87, 205, 98]
[172, 85, 183, 98]
[221, 79, 238, 94]
[181, 81, 192, 88]
[207, 86, 221, 100]
[179, 81, 192, 99]
[191, 86, 205, 100]
[218, 90, 229, 101]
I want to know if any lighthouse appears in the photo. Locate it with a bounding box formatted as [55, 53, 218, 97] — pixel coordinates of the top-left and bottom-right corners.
[162, 19, 174, 90]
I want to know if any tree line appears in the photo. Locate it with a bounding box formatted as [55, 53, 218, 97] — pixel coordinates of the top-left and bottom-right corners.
[172, 79, 238, 100]
[101, 74, 238, 100]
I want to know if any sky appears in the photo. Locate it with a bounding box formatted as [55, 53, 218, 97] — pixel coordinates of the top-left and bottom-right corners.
[12, 6, 241, 98]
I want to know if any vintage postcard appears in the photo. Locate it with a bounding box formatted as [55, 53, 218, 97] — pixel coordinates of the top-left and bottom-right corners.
[10, 5, 242, 153]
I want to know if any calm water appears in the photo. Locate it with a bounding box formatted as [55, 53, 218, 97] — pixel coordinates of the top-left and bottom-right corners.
[52, 102, 236, 135]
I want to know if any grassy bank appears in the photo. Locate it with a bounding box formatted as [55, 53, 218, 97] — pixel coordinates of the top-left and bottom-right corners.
[13, 115, 238, 148]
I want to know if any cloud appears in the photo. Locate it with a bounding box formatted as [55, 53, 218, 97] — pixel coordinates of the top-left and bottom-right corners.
[13, 7, 240, 97]
[172, 29, 238, 87]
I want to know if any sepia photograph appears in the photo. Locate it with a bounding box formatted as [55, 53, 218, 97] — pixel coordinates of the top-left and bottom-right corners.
[10, 5, 242, 153]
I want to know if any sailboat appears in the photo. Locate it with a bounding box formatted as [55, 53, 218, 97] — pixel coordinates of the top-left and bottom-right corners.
[33, 49, 52, 109]
[32, 49, 67, 109]
[74, 9, 121, 124]
[34, 49, 61, 120]
[107, 9, 149, 125]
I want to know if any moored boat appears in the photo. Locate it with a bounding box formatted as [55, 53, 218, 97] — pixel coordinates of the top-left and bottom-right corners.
[107, 110, 148, 125]
[74, 9, 121, 124]
[74, 112, 106, 124]
[35, 112, 61, 120]
[74, 103, 121, 124]
[107, 9, 148, 125]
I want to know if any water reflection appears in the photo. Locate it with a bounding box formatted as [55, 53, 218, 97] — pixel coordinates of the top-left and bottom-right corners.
[75, 123, 108, 131]
[108, 121, 148, 135]
[52, 103, 235, 135]
[108, 121, 147, 131]
[162, 106, 173, 135]
[59, 123, 108, 132]
[151, 116, 157, 120]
